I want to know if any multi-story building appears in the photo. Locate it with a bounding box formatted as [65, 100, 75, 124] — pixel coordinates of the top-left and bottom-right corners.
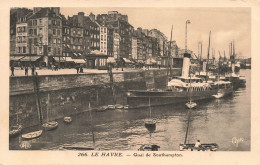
[27, 7, 62, 65]
[97, 11, 133, 59]
[61, 14, 71, 57]
[167, 40, 178, 57]
[10, 8, 32, 55]
[113, 32, 120, 60]
[68, 15, 84, 58]
[97, 22, 108, 55]
[107, 26, 114, 57]
[148, 29, 168, 57]
[15, 13, 33, 55]
[131, 34, 137, 60]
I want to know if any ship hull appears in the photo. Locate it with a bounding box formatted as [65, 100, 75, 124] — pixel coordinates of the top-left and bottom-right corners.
[127, 89, 218, 109]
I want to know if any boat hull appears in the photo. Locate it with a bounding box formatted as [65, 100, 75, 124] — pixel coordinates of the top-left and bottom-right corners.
[21, 130, 43, 140]
[42, 121, 58, 131]
[9, 125, 22, 138]
[127, 89, 218, 109]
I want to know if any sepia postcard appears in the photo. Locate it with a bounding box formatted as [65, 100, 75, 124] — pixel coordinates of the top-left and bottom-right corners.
[1, 0, 260, 164]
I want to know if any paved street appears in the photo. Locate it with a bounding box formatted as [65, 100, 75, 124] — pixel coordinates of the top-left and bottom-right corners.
[9, 67, 164, 77]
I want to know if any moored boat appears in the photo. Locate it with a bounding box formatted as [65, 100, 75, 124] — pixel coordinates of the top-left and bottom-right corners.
[212, 81, 233, 98]
[9, 124, 22, 138]
[21, 130, 43, 140]
[42, 121, 59, 131]
[179, 143, 218, 151]
[63, 117, 72, 124]
[138, 144, 160, 151]
[127, 53, 218, 109]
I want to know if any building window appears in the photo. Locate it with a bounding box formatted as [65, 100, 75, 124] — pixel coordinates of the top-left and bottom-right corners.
[104, 28, 106, 33]
[53, 39, 56, 44]
[101, 28, 103, 33]
[48, 47, 51, 52]
[57, 39, 61, 44]
[58, 48, 60, 55]
[101, 35, 103, 41]
[53, 29, 56, 35]
[39, 19, 42, 24]
[34, 38, 37, 45]
[34, 29, 37, 35]
[57, 29, 60, 36]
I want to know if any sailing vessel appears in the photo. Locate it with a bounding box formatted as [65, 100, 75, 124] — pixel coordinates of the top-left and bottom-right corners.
[63, 102, 96, 150]
[22, 72, 43, 140]
[144, 96, 156, 131]
[179, 109, 218, 151]
[42, 93, 58, 131]
[9, 111, 22, 138]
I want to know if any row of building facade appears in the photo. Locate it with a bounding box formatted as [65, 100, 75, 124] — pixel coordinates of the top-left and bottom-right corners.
[10, 7, 194, 68]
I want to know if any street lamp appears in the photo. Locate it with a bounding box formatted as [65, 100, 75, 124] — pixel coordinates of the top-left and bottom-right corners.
[185, 20, 191, 53]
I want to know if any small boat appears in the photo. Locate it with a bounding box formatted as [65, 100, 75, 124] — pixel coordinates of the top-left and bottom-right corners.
[115, 104, 124, 109]
[42, 94, 59, 131]
[185, 102, 197, 109]
[107, 105, 116, 109]
[21, 130, 43, 140]
[9, 111, 22, 138]
[213, 92, 224, 99]
[63, 117, 72, 124]
[96, 106, 108, 112]
[138, 144, 160, 151]
[42, 121, 59, 131]
[179, 143, 218, 151]
[9, 124, 22, 138]
[123, 105, 129, 109]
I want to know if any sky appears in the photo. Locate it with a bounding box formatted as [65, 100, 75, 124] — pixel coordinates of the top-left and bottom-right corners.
[61, 7, 251, 59]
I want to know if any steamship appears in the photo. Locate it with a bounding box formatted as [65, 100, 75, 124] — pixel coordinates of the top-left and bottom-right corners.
[127, 53, 223, 108]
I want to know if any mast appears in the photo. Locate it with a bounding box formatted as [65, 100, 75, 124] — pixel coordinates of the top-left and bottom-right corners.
[89, 102, 95, 147]
[167, 25, 173, 80]
[184, 110, 191, 144]
[149, 96, 151, 119]
[47, 93, 49, 122]
[206, 31, 211, 83]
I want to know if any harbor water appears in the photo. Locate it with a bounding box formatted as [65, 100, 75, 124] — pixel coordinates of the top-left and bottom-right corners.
[9, 69, 250, 151]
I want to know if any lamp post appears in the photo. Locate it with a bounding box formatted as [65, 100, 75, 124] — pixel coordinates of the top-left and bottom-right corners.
[185, 20, 191, 53]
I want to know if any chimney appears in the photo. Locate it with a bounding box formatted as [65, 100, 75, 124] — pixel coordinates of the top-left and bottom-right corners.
[182, 53, 191, 77]
[89, 12, 95, 22]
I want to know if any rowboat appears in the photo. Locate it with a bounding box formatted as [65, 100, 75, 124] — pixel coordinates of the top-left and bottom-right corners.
[42, 121, 59, 131]
[9, 124, 22, 138]
[185, 102, 197, 109]
[138, 144, 160, 151]
[179, 143, 218, 151]
[63, 117, 72, 124]
[21, 130, 43, 140]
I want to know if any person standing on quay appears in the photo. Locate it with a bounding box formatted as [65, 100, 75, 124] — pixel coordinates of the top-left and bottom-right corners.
[76, 65, 79, 74]
[11, 65, 15, 76]
[31, 65, 35, 76]
[25, 66, 28, 76]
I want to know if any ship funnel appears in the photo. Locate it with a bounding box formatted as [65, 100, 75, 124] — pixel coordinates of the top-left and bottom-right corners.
[182, 53, 191, 77]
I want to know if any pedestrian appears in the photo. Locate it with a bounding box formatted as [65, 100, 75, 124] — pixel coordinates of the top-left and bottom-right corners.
[25, 66, 28, 76]
[76, 65, 79, 74]
[80, 66, 83, 73]
[31, 65, 35, 76]
[11, 65, 14, 76]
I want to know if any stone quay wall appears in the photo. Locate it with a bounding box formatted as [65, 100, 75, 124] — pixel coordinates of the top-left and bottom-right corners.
[9, 68, 181, 128]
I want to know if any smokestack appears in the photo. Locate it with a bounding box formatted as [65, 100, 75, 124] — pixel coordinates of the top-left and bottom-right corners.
[182, 53, 191, 77]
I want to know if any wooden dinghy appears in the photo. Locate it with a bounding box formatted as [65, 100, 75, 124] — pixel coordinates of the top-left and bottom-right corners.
[21, 130, 43, 140]
[138, 144, 160, 151]
[9, 124, 22, 138]
[42, 121, 58, 131]
[63, 117, 72, 124]
[179, 143, 218, 151]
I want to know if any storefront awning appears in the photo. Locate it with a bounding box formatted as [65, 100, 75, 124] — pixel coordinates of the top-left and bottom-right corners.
[65, 57, 75, 62]
[122, 58, 133, 64]
[20, 56, 41, 62]
[73, 59, 86, 64]
[107, 57, 116, 63]
[53, 57, 66, 62]
[10, 56, 24, 61]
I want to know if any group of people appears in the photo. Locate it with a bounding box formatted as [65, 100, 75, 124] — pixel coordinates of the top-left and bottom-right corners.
[75, 65, 84, 74]
[10, 65, 36, 76]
